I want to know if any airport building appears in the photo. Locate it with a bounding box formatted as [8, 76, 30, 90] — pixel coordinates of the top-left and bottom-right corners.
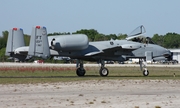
[169, 49, 180, 63]
[130, 49, 180, 64]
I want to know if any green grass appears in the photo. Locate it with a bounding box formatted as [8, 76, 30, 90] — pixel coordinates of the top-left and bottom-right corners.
[0, 66, 180, 84]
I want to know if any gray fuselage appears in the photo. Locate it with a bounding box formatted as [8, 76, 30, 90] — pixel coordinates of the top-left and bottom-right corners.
[53, 39, 170, 62]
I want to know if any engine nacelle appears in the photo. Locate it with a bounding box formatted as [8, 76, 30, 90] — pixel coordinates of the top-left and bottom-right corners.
[52, 34, 89, 51]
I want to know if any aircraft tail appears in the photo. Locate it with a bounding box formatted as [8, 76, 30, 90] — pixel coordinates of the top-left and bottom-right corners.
[5, 28, 25, 56]
[28, 26, 50, 59]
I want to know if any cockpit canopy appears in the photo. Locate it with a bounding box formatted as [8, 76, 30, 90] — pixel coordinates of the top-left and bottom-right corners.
[126, 25, 155, 44]
[126, 25, 146, 40]
[131, 36, 155, 44]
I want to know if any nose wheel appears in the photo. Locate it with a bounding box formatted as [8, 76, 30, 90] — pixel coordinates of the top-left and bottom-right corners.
[143, 69, 149, 76]
[140, 59, 149, 76]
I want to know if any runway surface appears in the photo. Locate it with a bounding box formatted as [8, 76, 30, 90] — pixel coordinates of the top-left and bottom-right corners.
[0, 62, 180, 107]
[0, 62, 180, 67]
[0, 80, 180, 108]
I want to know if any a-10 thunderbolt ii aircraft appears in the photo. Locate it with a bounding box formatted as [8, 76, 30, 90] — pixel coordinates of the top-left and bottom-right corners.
[5, 25, 172, 77]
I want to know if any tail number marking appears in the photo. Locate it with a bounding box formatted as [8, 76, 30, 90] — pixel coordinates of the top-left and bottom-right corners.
[36, 35, 42, 46]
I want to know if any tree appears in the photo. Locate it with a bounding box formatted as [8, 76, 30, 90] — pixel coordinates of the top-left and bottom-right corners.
[164, 33, 180, 48]
[152, 34, 169, 47]
[117, 34, 127, 40]
[2, 31, 8, 41]
[106, 34, 117, 40]
[0, 48, 7, 61]
[73, 29, 99, 41]
[0, 31, 8, 50]
[152, 32, 180, 48]
[24, 34, 30, 46]
[48, 32, 71, 36]
[94, 34, 105, 41]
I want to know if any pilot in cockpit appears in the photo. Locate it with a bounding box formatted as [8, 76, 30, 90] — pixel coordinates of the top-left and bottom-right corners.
[132, 37, 143, 43]
[138, 37, 143, 43]
[145, 37, 150, 44]
[132, 37, 138, 42]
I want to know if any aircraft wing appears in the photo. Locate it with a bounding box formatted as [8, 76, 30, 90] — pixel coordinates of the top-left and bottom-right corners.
[84, 44, 141, 57]
[103, 44, 141, 52]
[85, 51, 103, 56]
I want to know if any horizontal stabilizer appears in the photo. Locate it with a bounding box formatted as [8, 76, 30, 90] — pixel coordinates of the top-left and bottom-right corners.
[14, 46, 29, 55]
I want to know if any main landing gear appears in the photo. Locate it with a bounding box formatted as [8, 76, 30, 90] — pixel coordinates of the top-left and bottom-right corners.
[139, 59, 149, 76]
[99, 60, 109, 77]
[76, 60, 86, 76]
[76, 59, 109, 77]
[76, 59, 149, 77]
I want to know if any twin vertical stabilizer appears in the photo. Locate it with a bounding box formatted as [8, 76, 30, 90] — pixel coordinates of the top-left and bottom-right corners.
[5, 28, 25, 56]
[28, 26, 50, 59]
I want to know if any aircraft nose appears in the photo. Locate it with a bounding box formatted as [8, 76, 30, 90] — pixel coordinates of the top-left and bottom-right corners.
[168, 50, 173, 61]
[163, 49, 171, 57]
[163, 49, 173, 61]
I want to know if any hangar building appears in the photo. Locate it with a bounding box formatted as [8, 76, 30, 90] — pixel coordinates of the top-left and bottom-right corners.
[169, 49, 180, 63]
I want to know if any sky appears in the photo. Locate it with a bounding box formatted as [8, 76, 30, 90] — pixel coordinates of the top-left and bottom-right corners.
[0, 0, 180, 37]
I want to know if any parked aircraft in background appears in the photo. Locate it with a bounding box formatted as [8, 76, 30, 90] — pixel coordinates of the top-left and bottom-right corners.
[5, 25, 172, 76]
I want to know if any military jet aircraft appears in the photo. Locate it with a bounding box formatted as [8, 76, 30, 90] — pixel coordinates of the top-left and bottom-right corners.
[5, 25, 172, 76]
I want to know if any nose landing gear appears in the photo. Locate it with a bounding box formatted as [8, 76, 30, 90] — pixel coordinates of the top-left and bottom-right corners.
[140, 59, 149, 76]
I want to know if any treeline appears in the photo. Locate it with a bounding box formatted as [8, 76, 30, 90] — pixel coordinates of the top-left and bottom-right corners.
[152, 33, 180, 48]
[0, 29, 180, 61]
[48, 29, 127, 41]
